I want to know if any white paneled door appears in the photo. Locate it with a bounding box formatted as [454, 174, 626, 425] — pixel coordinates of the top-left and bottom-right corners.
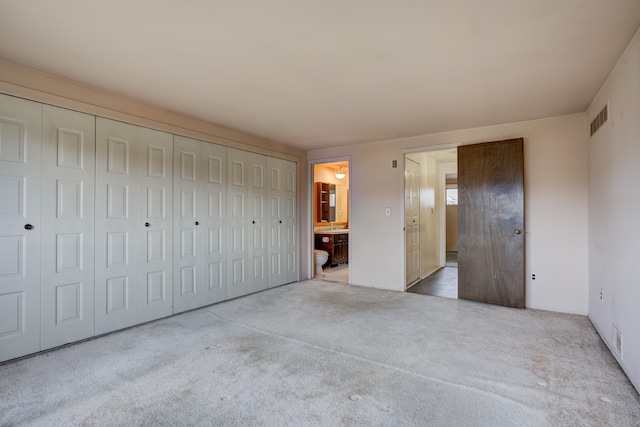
[202, 141, 227, 306]
[227, 149, 268, 298]
[173, 135, 202, 313]
[0, 94, 298, 362]
[173, 136, 228, 312]
[267, 157, 297, 288]
[41, 105, 95, 350]
[138, 127, 173, 323]
[95, 118, 140, 334]
[0, 95, 42, 362]
[96, 119, 175, 332]
[405, 158, 421, 287]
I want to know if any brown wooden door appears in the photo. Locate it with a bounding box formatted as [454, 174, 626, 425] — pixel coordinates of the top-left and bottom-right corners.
[457, 138, 525, 308]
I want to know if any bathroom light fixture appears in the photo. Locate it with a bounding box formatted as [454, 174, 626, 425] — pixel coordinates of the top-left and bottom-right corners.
[335, 167, 346, 179]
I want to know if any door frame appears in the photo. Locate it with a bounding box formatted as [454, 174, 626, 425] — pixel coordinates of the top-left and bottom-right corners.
[308, 156, 352, 283]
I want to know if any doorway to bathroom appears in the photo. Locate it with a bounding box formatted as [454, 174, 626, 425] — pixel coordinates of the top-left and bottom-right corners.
[311, 159, 350, 284]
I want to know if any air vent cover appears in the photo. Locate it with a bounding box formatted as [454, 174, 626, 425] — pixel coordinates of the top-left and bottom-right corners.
[590, 104, 608, 136]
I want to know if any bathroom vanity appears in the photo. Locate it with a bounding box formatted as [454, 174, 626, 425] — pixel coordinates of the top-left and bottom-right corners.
[314, 231, 349, 267]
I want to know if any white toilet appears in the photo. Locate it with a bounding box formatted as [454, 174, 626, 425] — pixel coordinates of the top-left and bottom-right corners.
[314, 250, 329, 277]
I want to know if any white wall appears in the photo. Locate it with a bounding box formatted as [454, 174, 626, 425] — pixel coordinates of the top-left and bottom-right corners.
[587, 29, 640, 393]
[308, 113, 589, 315]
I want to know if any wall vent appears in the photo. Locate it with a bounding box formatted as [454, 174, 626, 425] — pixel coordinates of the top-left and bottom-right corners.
[590, 104, 608, 136]
[612, 323, 623, 360]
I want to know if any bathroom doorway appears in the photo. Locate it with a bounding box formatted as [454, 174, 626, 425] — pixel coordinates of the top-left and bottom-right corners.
[311, 159, 350, 284]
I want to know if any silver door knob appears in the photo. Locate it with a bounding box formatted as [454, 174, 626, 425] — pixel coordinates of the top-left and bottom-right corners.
[514, 228, 522, 235]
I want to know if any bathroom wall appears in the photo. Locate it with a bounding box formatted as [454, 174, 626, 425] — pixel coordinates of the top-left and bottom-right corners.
[308, 113, 589, 316]
[586, 28, 640, 393]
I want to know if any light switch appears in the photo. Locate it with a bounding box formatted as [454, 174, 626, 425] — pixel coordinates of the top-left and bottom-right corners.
[385, 207, 391, 216]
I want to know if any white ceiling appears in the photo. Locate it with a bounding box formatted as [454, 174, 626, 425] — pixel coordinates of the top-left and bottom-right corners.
[1, 1, 639, 150]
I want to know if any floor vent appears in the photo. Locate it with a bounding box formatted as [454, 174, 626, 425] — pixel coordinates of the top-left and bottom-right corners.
[612, 324, 623, 360]
[590, 104, 608, 136]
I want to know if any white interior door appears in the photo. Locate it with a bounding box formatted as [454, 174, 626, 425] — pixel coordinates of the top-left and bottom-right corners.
[227, 148, 250, 298]
[405, 158, 421, 286]
[202, 141, 227, 305]
[95, 118, 139, 335]
[138, 127, 173, 322]
[283, 159, 298, 285]
[173, 135, 203, 313]
[267, 157, 285, 287]
[0, 94, 42, 362]
[267, 157, 297, 287]
[248, 152, 267, 293]
[41, 105, 95, 350]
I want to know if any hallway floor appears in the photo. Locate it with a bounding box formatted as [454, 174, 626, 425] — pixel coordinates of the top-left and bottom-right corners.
[407, 266, 458, 298]
[408, 252, 458, 298]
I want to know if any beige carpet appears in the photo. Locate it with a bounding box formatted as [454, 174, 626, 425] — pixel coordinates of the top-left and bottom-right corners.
[1, 280, 638, 426]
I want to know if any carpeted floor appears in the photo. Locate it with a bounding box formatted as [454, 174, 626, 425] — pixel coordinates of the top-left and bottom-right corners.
[1, 280, 639, 426]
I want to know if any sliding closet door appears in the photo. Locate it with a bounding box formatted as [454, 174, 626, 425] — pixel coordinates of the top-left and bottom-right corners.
[138, 127, 173, 322]
[95, 118, 140, 334]
[41, 105, 95, 350]
[0, 94, 42, 362]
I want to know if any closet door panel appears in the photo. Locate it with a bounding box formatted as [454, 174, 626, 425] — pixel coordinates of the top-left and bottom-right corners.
[267, 157, 285, 287]
[138, 127, 173, 322]
[227, 148, 250, 299]
[202, 142, 227, 305]
[173, 135, 203, 313]
[95, 118, 139, 334]
[267, 157, 297, 287]
[283, 159, 298, 284]
[249, 152, 267, 293]
[41, 105, 95, 350]
[0, 94, 42, 362]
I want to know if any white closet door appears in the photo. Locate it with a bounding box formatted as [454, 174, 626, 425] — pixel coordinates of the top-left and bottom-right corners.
[173, 135, 204, 313]
[267, 157, 285, 287]
[282, 159, 298, 284]
[227, 148, 250, 299]
[202, 142, 227, 305]
[0, 94, 42, 362]
[267, 157, 297, 288]
[248, 152, 267, 293]
[138, 127, 173, 322]
[95, 118, 139, 335]
[41, 105, 95, 350]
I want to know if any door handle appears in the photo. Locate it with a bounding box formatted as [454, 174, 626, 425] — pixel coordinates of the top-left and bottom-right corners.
[195, 221, 199, 226]
[24, 224, 33, 230]
[145, 222, 150, 227]
[514, 228, 522, 235]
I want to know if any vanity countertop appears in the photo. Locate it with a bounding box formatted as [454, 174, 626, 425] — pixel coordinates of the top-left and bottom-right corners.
[314, 229, 349, 234]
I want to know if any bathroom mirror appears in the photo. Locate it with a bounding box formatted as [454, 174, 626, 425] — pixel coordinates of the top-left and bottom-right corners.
[315, 181, 348, 224]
